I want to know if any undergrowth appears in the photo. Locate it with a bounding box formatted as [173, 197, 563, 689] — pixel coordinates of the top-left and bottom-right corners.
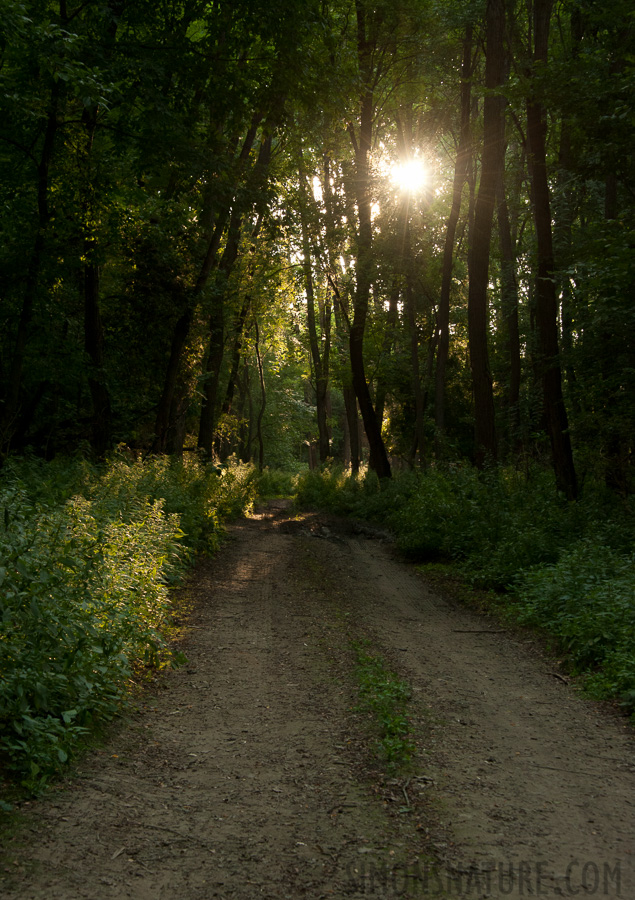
[0, 451, 257, 793]
[296, 466, 635, 717]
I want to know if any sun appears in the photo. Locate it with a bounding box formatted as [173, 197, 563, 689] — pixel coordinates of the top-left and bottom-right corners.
[391, 158, 427, 194]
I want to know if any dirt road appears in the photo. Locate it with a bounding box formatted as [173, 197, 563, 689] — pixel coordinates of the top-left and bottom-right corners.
[2, 504, 633, 899]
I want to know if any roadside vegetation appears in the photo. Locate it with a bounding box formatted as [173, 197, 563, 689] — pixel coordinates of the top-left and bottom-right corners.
[295, 466, 635, 718]
[0, 452, 257, 794]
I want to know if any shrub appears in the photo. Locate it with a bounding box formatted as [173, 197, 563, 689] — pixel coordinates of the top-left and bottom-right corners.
[0, 452, 256, 790]
[515, 543, 635, 710]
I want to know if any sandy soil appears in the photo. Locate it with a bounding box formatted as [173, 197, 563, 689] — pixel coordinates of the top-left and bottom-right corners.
[1, 503, 633, 899]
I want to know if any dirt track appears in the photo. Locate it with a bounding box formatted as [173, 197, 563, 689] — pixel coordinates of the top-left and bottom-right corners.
[2, 504, 634, 899]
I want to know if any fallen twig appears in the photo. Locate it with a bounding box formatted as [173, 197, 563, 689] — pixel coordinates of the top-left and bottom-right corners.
[451, 629, 507, 634]
[402, 778, 411, 808]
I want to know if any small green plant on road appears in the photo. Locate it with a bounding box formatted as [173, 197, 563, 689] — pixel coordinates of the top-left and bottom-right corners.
[352, 640, 415, 771]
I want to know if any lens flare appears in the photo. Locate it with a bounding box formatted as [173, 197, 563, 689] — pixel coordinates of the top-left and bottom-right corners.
[391, 158, 427, 194]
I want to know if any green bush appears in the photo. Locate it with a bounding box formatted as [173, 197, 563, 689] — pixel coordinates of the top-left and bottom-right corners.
[256, 467, 298, 500]
[515, 544, 635, 708]
[0, 452, 256, 790]
[294, 466, 356, 514]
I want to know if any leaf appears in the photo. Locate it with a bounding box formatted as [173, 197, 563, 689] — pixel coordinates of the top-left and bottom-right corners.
[170, 650, 188, 669]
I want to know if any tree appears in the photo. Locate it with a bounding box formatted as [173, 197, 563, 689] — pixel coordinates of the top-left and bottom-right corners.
[524, 0, 577, 498]
[435, 24, 474, 457]
[298, 149, 332, 463]
[345, 0, 392, 479]
[467, 0, 505, 468]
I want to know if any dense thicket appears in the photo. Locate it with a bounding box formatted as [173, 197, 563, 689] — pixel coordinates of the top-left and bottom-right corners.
[0, 0, 632, 491]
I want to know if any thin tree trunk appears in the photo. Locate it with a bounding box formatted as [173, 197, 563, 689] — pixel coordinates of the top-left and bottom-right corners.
[348, 1, 391, 478]
[435, 26, 473, 457]
[298, 151, 330, 462]
[496, 176, 521, 449]
[405, 238, 426, 467]
[467, 0, 505, 467]
[197, 212, 243, 455]
[165, 379, 189, 455]
[526, 0, 577, 499]
[374, 277, 400, 428]
[343, 386, 359, 473]
[221, 299, 249, 418]
[198, 137, 272, 455]
[153, 117, 262, 453]
[216, 298, 249, 460]
[254, 320, 266, 472]
[331, 277, 359, 473]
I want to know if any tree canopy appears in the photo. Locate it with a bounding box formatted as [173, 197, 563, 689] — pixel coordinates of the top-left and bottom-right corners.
[1, 0, 633, 495]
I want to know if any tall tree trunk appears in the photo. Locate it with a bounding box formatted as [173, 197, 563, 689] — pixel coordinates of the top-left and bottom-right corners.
[153, 117, 262, 454]
[404, 231, 426, 467]
[254, 320, 266, 472]
[198, 137, 272, 455]
[216, 297, 249, 460]
[153, 306, 193, 453]
[374, 277, 400, 429]
[435, 26, 473, 457]
[197, 211, 244, 456]
[467, 0, 505, 468]
[165, 379, 189, 455]
[221, 301, 249, 417]
[526, 0, 577, 499]
[1, 85, 59, 449]
[496, 175, 521, 450]
[348, 1, 391, 478]
[407, 290, 426, 467]
[342, 386, 359, 473]
[331, 276, 360, 473]
[298, 152, 330, 463]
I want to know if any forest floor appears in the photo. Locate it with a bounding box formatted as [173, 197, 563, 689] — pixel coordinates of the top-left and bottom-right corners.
[1, 502, 633, 899]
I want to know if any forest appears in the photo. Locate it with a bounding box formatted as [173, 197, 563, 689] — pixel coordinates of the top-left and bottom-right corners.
[0, 0, 634, 788]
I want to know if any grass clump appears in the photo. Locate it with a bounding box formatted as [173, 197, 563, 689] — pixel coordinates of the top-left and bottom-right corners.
[0, 451, 257, 792]
[352, 639, 415, 771]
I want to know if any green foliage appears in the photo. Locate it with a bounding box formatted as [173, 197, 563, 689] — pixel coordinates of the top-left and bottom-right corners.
[515, 545, 635, 712]
[351, 640, 415, 771]
[296, 465, 635, 714]
[0, 452, 256, 791]
[255, 467, 296, 499]
[294, 466, 385, 516]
